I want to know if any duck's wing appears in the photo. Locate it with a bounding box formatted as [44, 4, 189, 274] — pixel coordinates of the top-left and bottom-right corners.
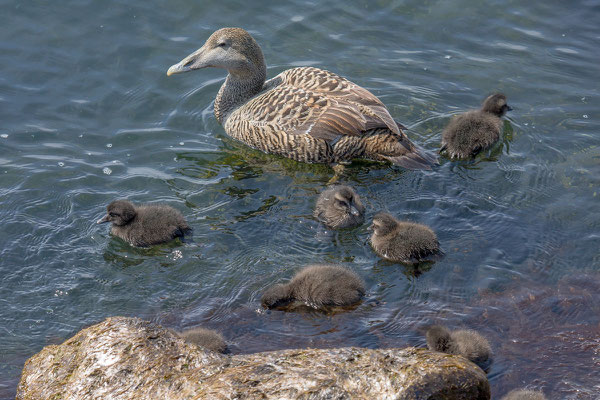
[240, 67, 401, 143]
[278, 67, 401, 135]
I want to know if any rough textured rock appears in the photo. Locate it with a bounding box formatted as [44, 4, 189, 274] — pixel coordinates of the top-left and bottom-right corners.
[18, 317, 490, 400]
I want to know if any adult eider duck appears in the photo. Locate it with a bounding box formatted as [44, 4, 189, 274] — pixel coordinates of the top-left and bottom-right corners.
[261, 264, 365, 310]
[440, 93, 512, 159]
[314, 185, 365, 229]
[501, 389, 547, 400]
[167, 27, 436, 169]
[425, 325, 493, 371]
[97, 200, 191, 247]
[369, 212, 441, 264]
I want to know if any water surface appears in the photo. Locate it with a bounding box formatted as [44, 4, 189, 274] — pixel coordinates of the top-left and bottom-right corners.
[1, 0, 599, 398]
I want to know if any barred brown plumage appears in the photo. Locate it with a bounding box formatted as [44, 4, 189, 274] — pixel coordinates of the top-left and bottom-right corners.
[167, 28, 437, 169]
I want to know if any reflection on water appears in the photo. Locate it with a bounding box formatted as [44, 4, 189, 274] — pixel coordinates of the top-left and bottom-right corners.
[1, 0, 600, 398]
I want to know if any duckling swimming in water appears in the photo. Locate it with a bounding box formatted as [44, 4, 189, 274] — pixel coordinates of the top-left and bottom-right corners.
[440, 93, 512, 159]
[167, 27, 436, 170]
[178, 327, 227, 353]
[314, 185, 365, 229]
[97, 200, 191, 247]
[501, 390, 547, 400]
[369, 212, 441, 264]
[425, 325, 493, 371]
[261, 264, 365, 310]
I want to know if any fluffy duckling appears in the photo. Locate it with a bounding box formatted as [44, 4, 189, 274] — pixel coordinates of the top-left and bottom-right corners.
[425, 325, 493, 371]
[178, 327, 227, 353]
[440, 93, 512, 159]
[501, 390, 547, 400]
[369, 212, 441, 264]
[261, 264, 365, 310]
[314, 185, 365, 229]
[97, 200, 191, 247]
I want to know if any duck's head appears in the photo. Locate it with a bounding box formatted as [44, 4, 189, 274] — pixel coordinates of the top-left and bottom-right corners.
[261, 283, 292, 309]
[332, 186, 365, 218]
[167, 27, 266, 80]
[370, 212, 398, 236]
[97, 200, 136, 226]
[481, 93, 512, 117]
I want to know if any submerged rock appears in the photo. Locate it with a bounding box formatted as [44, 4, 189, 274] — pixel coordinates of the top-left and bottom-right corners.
[17, 317, 490, 399]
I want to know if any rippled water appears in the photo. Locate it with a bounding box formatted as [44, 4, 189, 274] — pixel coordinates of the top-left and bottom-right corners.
[1, 0, 599, 398]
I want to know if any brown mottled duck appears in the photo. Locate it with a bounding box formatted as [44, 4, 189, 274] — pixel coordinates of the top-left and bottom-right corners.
[167, 28, 436, 169]
[440, 93, 512, 159]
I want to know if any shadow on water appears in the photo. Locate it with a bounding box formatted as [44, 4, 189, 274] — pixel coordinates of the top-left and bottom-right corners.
[373, 258, 437, 278]
[102, 236, 188, 268]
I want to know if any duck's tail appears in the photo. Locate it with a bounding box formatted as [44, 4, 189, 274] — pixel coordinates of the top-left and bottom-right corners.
[365, 122, 438, 170]
[381, 144, 438, 170]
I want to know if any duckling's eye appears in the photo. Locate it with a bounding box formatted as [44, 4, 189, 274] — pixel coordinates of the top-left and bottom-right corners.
[217, 42, 228, 48]
[109, 212, 118, 217]
[336, 199, 348, 207]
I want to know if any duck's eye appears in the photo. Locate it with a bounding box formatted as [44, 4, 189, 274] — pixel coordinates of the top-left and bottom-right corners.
[336, 199, 348, 208]
[109, 212, 118, 217]
[217, 42, 227, 48]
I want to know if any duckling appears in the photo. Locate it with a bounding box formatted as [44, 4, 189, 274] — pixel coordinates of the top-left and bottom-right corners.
[178, 327, 227, 353]
[97, 200, 191, 247]
[425, 325, 493, 371]
[314, 185, 365, 229]
[167, 27, 437, 169]
[440, 93, 512, 159]
[501, 390, 547, 400]
[261, 264, 365, 310]
[369, 212, 441, 264]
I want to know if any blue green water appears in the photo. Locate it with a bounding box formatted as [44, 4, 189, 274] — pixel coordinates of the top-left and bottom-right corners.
[1, 1, 599, 398]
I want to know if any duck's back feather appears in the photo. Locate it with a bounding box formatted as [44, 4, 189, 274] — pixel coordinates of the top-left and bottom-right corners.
[225, 67, 435, 167]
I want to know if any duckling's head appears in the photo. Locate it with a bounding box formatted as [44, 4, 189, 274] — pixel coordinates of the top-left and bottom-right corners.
[332, 186, 365, 218]
[370, 212, 398, 236]
[167, 27, 266, 80]
[97, 200, 136, 226]
[481, 93, 512, 117]
[261, 283, 292, 309]
[425, 325, 452, 352]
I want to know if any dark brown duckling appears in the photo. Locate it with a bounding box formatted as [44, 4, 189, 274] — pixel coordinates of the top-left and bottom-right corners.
[425, 325, 493, 371]
[97, 200, 191, 247]
[314, 185, 365, 229]
[440, 93, 512, 159]
[178, 327, 227, 353]
[501, 390, 547, 400]
[261, 264, 365, 310]
[369, 212, 441, 264]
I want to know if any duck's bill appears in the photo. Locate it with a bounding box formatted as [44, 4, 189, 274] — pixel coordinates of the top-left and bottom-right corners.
[350, 206, 361, 217]
[97, 215, 110, 224]
[167, 46, 209, 76]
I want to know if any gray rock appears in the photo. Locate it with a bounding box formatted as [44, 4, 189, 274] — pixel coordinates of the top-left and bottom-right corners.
[17, 317, 490, 400]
